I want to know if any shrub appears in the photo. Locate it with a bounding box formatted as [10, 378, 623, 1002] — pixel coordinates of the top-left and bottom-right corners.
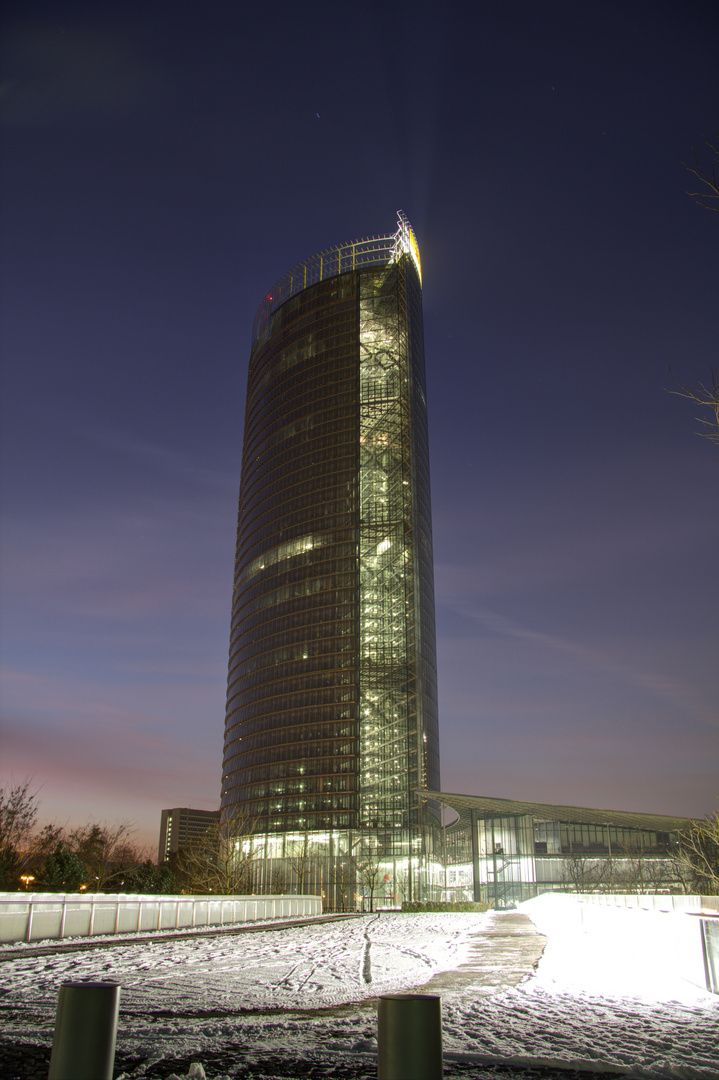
[401, 900, 488, 913]
[38, 845, 88, 891]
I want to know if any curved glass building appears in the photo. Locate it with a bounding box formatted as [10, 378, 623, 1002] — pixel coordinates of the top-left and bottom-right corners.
[221, 213, 439, 907]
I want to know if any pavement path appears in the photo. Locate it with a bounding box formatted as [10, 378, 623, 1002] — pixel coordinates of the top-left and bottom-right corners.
[416, 910, 547, 1001]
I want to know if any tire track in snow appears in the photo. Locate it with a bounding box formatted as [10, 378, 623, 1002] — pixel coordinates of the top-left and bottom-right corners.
[274, 962, 302, 989]
[359, 914, 379, 984]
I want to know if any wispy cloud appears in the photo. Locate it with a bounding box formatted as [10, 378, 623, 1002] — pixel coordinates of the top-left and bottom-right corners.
[84, 426, 237, 491]
[433, 440, 719, 604]
[2, 487, 234, 622]
[452, 605, 717, 726]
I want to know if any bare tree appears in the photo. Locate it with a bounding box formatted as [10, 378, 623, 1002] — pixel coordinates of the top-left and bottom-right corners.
[285, 835, 317, 895]
[352, 845, 386, 912]
[330, 856, 354, 912]
[666, 131, 719, 444]
[668, 366, 719, 446]
[675, 812, 719, 894]
[610, 841, 682, 894]
[560, 855, 612, 893]
[666, 133, 719, 445]
[69, 822, 141, 892]
[174, 807, 257, 895]
[0, 781, 41, 888]
[267, 865, 287, 895]
[0, 781, 40, 850]
[684, 130, 719, 212]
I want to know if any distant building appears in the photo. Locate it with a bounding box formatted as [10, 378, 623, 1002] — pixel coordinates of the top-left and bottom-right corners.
[158, 808, 220, 864]
[427, 792, 690, 906]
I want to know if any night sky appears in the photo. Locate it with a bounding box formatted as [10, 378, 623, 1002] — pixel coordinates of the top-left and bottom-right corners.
[2, 1, 717, 850]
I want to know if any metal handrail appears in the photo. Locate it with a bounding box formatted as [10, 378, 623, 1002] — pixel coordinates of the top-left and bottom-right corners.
[251, 211, 420, 347]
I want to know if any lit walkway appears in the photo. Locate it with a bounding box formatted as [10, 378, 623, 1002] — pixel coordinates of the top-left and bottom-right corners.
[416, 911, 547, 1000]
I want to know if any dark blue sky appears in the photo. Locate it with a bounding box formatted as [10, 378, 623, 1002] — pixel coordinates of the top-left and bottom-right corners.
[2, 0, 717, 846]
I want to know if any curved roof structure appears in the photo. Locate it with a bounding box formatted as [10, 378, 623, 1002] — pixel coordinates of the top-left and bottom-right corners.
[425, 790, 692, 833]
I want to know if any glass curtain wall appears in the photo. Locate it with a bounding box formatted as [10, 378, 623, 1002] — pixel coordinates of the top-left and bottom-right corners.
[222, 273, 360, 839]
[357, 265, 413, 836]
[434, 806, 685, 905]
[221, 216, 440, 909]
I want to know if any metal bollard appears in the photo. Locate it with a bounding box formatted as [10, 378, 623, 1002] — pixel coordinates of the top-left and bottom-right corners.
[378, 993, 442, 1080]
[48, 981, 121, 1080]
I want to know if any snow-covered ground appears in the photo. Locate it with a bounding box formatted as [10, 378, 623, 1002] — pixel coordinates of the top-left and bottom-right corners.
[1, 910, 717, 1078]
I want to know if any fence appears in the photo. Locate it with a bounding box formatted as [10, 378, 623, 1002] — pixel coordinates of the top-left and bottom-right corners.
[0, 893, 322, 944]
[579, 893, 719, 914]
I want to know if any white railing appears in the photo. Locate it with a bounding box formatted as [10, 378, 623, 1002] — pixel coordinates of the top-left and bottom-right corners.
[579, 892, 718, 913]
[520, 892, 719, 994]
[0, 893, 322, 944]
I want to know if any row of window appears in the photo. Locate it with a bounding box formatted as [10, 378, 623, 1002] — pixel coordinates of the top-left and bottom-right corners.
[249, 394, 352, 437]
[238, 492, 355, 553]
[231, 584, 356, 641]
[234, 545, 358, 596]
[241, 450, 356, 513]
[249, 345, 356, 412]
[240, 444, 356, 517]
[230, 615, 355, 664]
[260, 813, 356, 832]
[226, 755, 357, 787]
[227, 659, 356, 704]
[243, 775, 353, 799]
[233, 573, 355, 617]
[231, 604, 355, 650]
[228, 618, 356, 673]
[244, 411, 358, 470]
[252, 288, 356, 369]
[225, 721, 354, 756]
[225, 686, 355, 726]
[244, 381, 356, 461]
[246, 336, 356, 430]
[241, 382, 354, 462]
[250, 336, 331, 398]
[230, 611, 356, 654]
[250, 299, 356, 376]
[244, 414, 358, 483]
[236, 528, 357, 567]
[236, 495, 355, 556]
[235, 532, 334, 586]
[230, 670, 356, 710]
[228, 643, 356, 688]
[233, 558, 358, 615]
[249, 794, 356, 814]
[254, 272, 355, 336]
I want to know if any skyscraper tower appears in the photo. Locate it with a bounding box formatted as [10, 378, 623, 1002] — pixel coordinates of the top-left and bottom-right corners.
[221, 213, 439, 906]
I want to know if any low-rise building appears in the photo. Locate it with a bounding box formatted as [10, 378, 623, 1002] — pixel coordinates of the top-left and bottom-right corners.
[426, 791, 691, 905]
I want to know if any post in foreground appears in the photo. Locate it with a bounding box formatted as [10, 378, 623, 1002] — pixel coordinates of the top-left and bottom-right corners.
[378, 993, 442, 1080]
[48, 980, 120, 1080]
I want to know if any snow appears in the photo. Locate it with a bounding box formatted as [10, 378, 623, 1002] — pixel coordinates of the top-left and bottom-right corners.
[0, 913, 473, 1011]
[0, 909, 717, 1078]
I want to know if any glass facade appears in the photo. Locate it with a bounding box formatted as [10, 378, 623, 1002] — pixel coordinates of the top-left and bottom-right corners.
[221, 215, 439, 907]
[428, 793, 688, 906]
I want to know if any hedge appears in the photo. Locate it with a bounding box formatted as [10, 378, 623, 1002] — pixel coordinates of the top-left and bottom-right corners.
[401, 900, 488, 913]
